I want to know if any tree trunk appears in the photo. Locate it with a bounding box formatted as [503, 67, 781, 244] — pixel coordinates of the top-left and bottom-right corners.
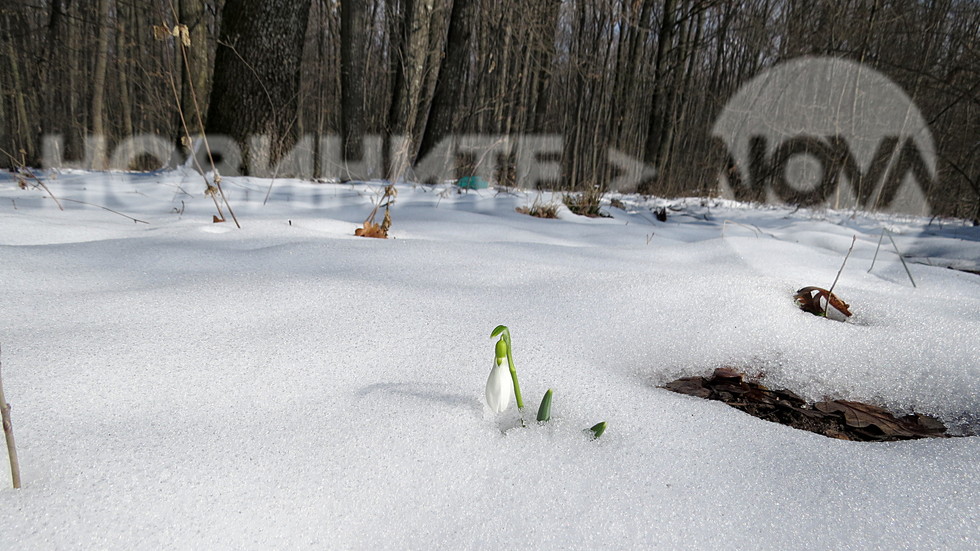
[340, 0, 373, 179]
[4, 13, 33, 163]
[644, 0, 676, 171]
[387, 0, 440, 181]
[116, 2, 133, 141]
[39, 0, 73, 161]
[179, 0, 213, 135]
[89, 0, 112, 169]
[417, 0, 474, 161]
[529, 0, 560, 134]
[206, 0, 312, 173]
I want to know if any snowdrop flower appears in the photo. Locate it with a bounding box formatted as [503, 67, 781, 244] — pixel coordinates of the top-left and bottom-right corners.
[485, 339, 513, 413]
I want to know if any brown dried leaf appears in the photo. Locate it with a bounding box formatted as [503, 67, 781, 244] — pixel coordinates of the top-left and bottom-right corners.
[355, 220, 387, 239]
[813, 400, 946, 439]
[712, 367, 743, 381]
[902, 414, 947, 435]
[794, 286, 852, 318]
[662, 376, 712, 399]
[814, 400, 887, 429]
[772, 388, 806, 408]
[176, 24, 190, 47]
[152, 25, 171, 41]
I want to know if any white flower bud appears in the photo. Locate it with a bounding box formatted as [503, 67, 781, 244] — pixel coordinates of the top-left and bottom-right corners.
[485, 355, 513, 413]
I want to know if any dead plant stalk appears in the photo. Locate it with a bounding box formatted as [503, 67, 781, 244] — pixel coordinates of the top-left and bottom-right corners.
[1, 148, 63, 211]
[869, 229, 916, 287]
[0, 345, 21, 489]
[161, 5, 240, 228]
[827, 235, 857, 315]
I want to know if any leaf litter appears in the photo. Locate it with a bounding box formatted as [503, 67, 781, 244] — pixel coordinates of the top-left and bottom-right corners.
[662, 368, 965, 442]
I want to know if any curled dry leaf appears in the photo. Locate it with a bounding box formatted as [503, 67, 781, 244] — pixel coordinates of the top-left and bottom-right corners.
[794, 286, 852, 319]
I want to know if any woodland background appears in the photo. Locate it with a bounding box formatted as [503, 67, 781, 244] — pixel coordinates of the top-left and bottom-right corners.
[1, 0, 977, 219]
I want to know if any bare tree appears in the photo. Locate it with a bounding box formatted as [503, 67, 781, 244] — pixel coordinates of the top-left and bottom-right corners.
[386, 0, 451, 181]
[178, 0, 215, 136]
[0, 0, 976, 217]
[89, 0, 113, 169]
[340, 0, 374, 179]
[206, 0, 312, 172]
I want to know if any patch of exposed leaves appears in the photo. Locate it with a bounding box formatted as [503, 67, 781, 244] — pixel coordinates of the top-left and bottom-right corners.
[794, 286, 852, 319]
[662, 368, 953, 442]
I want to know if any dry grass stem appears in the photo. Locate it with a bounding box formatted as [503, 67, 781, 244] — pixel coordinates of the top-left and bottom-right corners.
[0, 345, 22, 489]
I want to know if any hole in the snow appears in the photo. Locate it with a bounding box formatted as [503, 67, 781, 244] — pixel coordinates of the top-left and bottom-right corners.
[661, 367, 976, 441]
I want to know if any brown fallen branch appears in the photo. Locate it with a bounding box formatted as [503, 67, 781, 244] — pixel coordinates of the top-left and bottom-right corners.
[0, 344, 21, 488]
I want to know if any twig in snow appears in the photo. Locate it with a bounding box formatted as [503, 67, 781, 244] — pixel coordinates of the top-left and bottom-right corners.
[59, 198, 149, 224]
[869, 230, 886, 272]
[722, 219, 760, 238]
[868, 229, 917, 287]
[1, 148, 64, 211]
[0, 344, 22, 489]
[887, 231, 917, 288]
[827, 235, 857, 314]
[159, 8, 240, 228]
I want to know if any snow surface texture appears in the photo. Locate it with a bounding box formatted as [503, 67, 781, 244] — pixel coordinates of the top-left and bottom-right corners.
[1, 171, 978, 549]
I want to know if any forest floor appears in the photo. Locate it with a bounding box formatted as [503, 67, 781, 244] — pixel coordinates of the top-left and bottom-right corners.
[1, 170, 978, 549]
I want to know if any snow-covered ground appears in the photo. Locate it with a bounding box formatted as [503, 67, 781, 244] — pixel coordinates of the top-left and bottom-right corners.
[1, 170, 978, 549]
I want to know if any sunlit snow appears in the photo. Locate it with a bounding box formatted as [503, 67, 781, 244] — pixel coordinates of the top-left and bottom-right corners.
[1, 170, 978, 549]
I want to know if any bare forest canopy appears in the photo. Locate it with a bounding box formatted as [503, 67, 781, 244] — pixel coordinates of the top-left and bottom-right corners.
[1, 0, 977, 219]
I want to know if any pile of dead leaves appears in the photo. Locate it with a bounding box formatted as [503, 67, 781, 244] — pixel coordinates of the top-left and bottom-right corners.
[662, 367, 953, 442]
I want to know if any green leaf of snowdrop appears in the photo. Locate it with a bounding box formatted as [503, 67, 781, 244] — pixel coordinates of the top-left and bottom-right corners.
[537, 389, 553, 422]
[587, 421, 607, 439]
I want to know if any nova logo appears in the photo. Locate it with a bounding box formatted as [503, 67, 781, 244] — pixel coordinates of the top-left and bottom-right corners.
[712, 57, 934, 215]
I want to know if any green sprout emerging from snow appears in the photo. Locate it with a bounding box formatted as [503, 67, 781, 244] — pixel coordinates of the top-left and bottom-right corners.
[587, 421, 607, 439]
[537, 389, 553, 422]
[485, 325, 605, 439]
